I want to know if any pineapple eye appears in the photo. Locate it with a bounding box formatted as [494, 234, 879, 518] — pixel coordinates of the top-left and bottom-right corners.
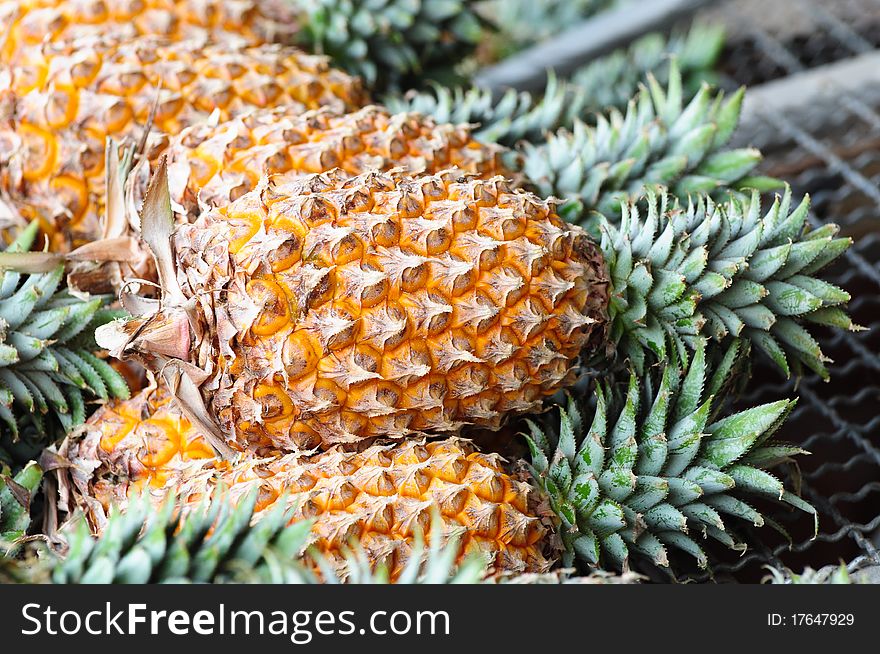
[254, 484, 280, 513]
[300, 195, 337, 226]
[312, 378, 346, 408]
[500, 216, 527, 241]
[18, 124, 58, 182]
[155, 96, 184, 127]
[50, 176, 89, 221]
[469, 180, 498, 207]
[425, 226, 452, 255]
[12, 63, 48, 95]
[70, 57, 101, 87]
[396, 189, 425, 219]
[450, 204, 478, 232]
[282, 330, 319, 379]
[190, 151, 221, 187]
[246, 277, 291, 336]
[340, 133, 363, 156]
[343, 188, 374, 213]
[370, 215, 400, 247]
[268, 235, 303, 272]
[99, 70, 147, 95]
[224, 214, 261, 255]
[400, 261, 428, 293]
[420, 178, 448, 202]
[135, 420, 182, 470]
[253, 382, 295, 421]
[99, 416, 137, 453]
[182, 436, 215, 461]
[264, 150, 292, 176]
[290, 423, 322, 450]
[362, 503, 395, 534]
[478, 245, 501, 270]
[230, 133, 253, 150]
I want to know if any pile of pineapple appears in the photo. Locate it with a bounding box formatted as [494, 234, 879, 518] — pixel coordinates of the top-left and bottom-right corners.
[0, 0, 859, 584]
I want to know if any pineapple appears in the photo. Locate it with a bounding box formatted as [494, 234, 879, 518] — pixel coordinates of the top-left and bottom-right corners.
[0, 0, 490, 91]
[148, 104, 508, 224]
[97, 167, 851, 455]
[58, 338, 814, 575]
[110, 168, 609, 450]
[60, 384, 551, 578]
[0, 34, 367, 250]
[0, 0, 299, 64]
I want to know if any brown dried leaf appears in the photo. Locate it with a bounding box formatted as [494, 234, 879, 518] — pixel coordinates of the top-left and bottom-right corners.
[0, 252, 64, 273]
[140, 158, 187, 306]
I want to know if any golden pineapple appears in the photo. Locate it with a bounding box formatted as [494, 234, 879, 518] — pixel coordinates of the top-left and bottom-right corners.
[62, 386, 551, 577]
[0, 0, 298, 64]
[103, 168, 609, 451]
[0, 35, 367, 250]
[156, 104, 510, 222]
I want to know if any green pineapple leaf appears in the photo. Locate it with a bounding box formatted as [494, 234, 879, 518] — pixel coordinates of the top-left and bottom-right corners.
[0, 223, 129, 453]
[597, 187, 856, 378]
[526, 339, 815, 574]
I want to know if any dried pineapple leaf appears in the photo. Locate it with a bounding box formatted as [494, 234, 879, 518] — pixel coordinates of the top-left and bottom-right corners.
[67, 237, 142, 263]
[162, 361, 236, 460]
[140, 158, 187, 307]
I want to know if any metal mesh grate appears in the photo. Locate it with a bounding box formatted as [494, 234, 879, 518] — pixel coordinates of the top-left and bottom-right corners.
[678, 0, 880, 581]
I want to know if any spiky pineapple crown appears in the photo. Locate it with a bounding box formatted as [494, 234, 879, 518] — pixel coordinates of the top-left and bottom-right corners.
[569, 22, 726, 113]
[525, 339, 815, 574]
[593, 187, 856, 378]
[40, 489, 489, 584]
[384, 72, 592, 146]
[386, 22, 726, 147]
[295, 0, 490, 89]
[389, 63, 777, 217]
[0, 223, 129, 441]
[526, 66, 781, 225]
[50, 490, 313, 584]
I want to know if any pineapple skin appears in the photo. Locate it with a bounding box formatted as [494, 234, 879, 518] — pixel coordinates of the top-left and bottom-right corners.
[148, 169, 609, 450]
[0, 34, 367, 250]
[63, 386, 552, 578]
[149, 104, 511, 223]
[0, 0, 299, 64]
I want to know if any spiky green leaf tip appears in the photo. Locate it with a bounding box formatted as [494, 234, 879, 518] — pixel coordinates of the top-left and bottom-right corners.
[525, 339, 815, 574]
[50, 488, 315, 584]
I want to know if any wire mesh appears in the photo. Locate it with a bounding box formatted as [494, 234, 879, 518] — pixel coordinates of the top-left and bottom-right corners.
[675, 0, 880, 581]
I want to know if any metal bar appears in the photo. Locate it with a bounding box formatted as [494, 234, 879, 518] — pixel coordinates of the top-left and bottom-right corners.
[474, 0, 718, 94]
[739, 50, 880, 122]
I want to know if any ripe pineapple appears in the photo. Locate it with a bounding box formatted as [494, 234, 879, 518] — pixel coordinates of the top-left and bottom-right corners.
[59, 339, 813, 576]
[0, 34, 367, 250]
[113, 168, 609, 450]
[61, 385, 551, 578]
[150, 104, 508, 223]
[0, 0, 299, 64]
[98, 167, 851, 455]
[0, 0, 489, 91]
